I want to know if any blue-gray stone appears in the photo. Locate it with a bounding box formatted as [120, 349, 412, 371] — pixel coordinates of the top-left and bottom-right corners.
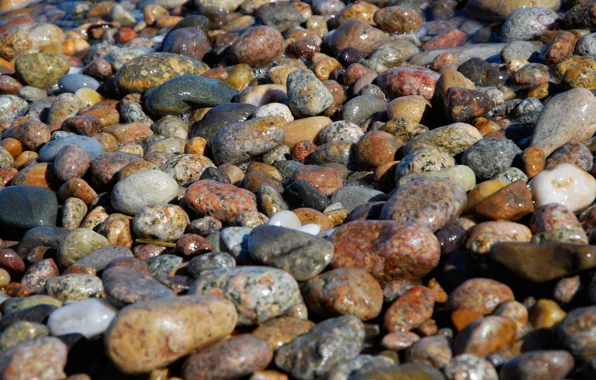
[0, 186, 58, 239]
[38, 135, 104, 162]
[58, 74, 100, 93]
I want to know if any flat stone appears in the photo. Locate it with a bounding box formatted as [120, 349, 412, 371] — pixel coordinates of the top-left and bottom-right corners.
[489, 242, 596, 282]
[0, 186, 58, 239]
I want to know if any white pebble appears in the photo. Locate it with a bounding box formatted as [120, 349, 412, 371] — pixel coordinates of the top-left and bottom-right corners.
[0, 293, 11, 305]
[255, 103, 294, 122]
[48, 298, 117, 339]
[68, 66, 83, 75]
[152, 35, 164, 44]
[297, 224, 321, 236]
[267, 210, 302, 229]
[530, 163, 596, 212]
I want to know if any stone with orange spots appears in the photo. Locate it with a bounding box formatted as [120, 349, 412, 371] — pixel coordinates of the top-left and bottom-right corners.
[474, 180, 534, 221]
[451, 309, 483, 331]
[102, 123, 153, 144]
[377, 67, 440, 100]
[292, 140, 317, 162]
[448, 278, 514, 315]
[381, 178, 467, 232]
[185, 180, 257, 224]
[330, 220, 440, 284]
[118, 161, 157, 180]
[424, 29, 467, 51]
[374, 6, 423, 33]
[545, 31, 576, 65]
[303, 268, 383, 321]
[384, 285, 435, 332]
[292, 165, 343, 196]
[523, 146, 546, 178]
[0, 167, 18, 186]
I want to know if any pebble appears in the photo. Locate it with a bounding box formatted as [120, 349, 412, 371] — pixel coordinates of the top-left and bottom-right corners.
[185, 180, 258, 224]
[443, 354, 498, 380]
[381, 178, 467, 232]
[287, 69, 334, 117]
[275, 315, 365, 379]
[531, 88, 596, 156]
[111, 170, 179, 215]
[384, 286, 435, 332]
[183, 334, 273, 379]
[248, 225, 333, 281]
[145, 74, 238, 116]
[38, 135, 104, 162]
[15, 53, 69, 89]
[462, 138, 522, 180]
[211, 116, 286, 165]
[530, 163, 596, 212]
[45, 273, 103, 302]
[0, 337, 67, 379]
[303, 268, 382, 321]
[330, 220, 440, 284]
[500, 350, 574, 380]
[132, 204, 189, 242]
[252, 317, 315, 350]
[189, 266, 300, 325]
[448, 278, 514, 315]
[501, 7, 558, 42]
[105, 295, 237, 374]
[47, 298, 117, 338]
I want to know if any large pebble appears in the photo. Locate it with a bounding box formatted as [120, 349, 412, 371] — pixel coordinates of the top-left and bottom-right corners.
[531, 88, 596, 156]
[212, 116, 286, 165]
[530, 163, 596, 212]
[381, 178, 467, 231]
[0, 337, 67, 379]
[115, 52, 209, 94]
[275, 315, 365, 379]
[302, 268, 382, 321]
[448, 278, 514, 315]
[111, 170, 179, 215]
[330, 220, 440, 284]
[104, 295, 237, 374]
[183, 335, 273, 379]
[185, 180, 258, 224]
[38, 135, 104, 162]
[462, 138, 522, 180]
[189, 266, 300, 325]
[0, 186, 58, 238]
[145, 75, 238, 116]
[47, 298, 116, 338]
[248, 225, 333, 281]
[133, 204, 189, 242]
[287, 69, 334, 117]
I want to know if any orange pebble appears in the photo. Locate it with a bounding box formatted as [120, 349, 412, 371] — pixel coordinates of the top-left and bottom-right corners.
[451, 309, 483, 331]
[185, 137, 207, 155]
[117, 27, 137, 43]
[0, 138, 22, 158]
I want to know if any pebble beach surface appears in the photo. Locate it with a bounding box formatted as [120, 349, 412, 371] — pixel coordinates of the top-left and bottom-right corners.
[0, 0, 596, 379]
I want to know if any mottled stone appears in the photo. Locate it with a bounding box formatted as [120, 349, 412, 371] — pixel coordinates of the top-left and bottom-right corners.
[531, 88, 596, 156]
[303, 268, 382, 321]
[248, 225, 333, 281]
[183, 334, 273, 379]
[105, 295, 237, 374]
[252, 317, 315, 350]
[58, 228, 109, 268]
[449, 278, 514, 316]
[232, 26, 285, 68]
[212, 116, 286, 165]
[381, 178, 467, 231]
[463, 138, 522, 180]
[330, 220, 440, 284]
[287, 69, 334, 118]
[15, 53, 69, 89]
[185, 180, 258, 224]
[444, 354, 498, 380]
[45, 274, 103, 302]
[377, 67, 440, 100]
[557, 306, 596, 359]
[189, 266, 300, 325]
[384, 286, 435, 332]
[115, 53, 209, 95]
[275, 315, 365, 379]
[133, 205, 189, 242]
[0, 337, 67, 379]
